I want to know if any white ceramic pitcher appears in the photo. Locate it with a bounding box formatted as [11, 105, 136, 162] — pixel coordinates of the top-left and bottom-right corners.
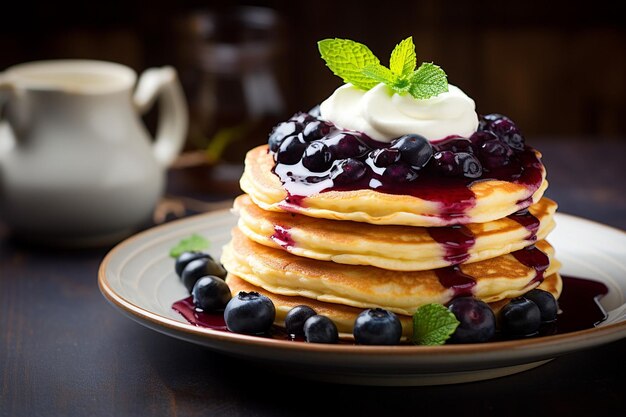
[0, 60, 188, 245]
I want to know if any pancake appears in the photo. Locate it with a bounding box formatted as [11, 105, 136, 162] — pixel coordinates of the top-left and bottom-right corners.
[235, 194, 557, 271]
[240, 145, 548, 227]
[226, 273, 563, 340]
[221, 227, 561, 316]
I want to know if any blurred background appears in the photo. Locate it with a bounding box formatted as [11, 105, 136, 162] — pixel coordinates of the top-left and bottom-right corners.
[1, 0, 625, 165]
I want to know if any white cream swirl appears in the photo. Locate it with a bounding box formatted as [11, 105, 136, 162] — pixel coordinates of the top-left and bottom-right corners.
[319, 83, 479, 142]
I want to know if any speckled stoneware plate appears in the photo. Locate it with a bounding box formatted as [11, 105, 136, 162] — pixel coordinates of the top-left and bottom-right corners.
[98, 209, 626, 386]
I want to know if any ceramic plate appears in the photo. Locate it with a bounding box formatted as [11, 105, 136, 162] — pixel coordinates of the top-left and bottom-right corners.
[98, 210, 626, 386]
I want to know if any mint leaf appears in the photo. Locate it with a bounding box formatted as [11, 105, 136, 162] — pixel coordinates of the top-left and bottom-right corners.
[169, 234, 210, 258]
[389, 36, 416, 77]
[408, 62, 449, 100]
[361, 64, 395, 85]
[318, 37, 449, 100]
[318, 38, 380, 90]
[412, 303, 459, 345]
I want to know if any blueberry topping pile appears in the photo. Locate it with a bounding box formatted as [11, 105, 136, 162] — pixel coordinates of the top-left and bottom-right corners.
[268, 111, 528, 188]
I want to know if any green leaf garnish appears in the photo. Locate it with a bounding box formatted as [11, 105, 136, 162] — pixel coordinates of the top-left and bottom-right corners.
[318, 36, 448, 100]
[169, 234, 210, 258]
[412, 303, 460, 345]
[318, 38, 380, 90]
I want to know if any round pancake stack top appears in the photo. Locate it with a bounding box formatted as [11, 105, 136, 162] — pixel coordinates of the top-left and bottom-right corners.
[221, 38, 561, 339]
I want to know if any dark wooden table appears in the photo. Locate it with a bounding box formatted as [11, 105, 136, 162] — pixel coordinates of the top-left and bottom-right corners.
[1, 139, 625, 417]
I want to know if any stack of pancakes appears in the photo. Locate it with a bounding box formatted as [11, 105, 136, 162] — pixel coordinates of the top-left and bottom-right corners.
[221, 145, 561, 339]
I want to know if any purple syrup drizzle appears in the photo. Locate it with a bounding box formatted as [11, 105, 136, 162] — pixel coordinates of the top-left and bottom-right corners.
[509, 208, 540, 241]
[434, 266, 476, 297]
[271, 225, 295, 248]
[512, 245, 550, 284]
[427, 225, 476, 264]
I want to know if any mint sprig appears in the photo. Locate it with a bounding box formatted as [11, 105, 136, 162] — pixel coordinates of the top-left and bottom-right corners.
[412, 303, 460, 345]
[169, 234, 210, 258]
[318, 36, 448, 100]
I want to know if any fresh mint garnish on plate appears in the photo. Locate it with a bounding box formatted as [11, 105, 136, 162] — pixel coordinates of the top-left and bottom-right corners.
[318, 36, 449, 100]
[169, 234, 210, 258]
[412, 303, 460, 345]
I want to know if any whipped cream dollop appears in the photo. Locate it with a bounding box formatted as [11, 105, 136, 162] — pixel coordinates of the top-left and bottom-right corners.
[319, 83, 479, 142]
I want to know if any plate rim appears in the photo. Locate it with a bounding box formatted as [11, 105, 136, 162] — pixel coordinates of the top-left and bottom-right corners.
[98, 208, 626, 357]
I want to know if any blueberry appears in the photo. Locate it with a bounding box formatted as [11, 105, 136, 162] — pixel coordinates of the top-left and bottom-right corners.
[383, 162, 418, 182]
[268, 121, 301, 152]
[181, 257, 227, 293]
[456, 152, 483, 178]
[175, 251, 209, 278]
[353, 308, 402, 345]
[302, 120, 333, 142]
[523, 289, 558, 322]
[325, 132, 369, 159]
[469, 131, 498, 149]
[432, 151, 462, 176]
[284, 305, 317, 336]
[370, 148, 401, 167]
[478, 113, 511, 131]
[477, 114, 489, 131]
[478, 138, 513, 169]
[224, 291, 276, 335]
[390, 134, 433, 170]
[447, 297, 496, 343]
[289, 111, 315, 125]
[501, 297, 541, 336]
[303, 315, 339, 343]
[489, 119, 525, 152]
[302, 141, 333, 172]
[330, 158, 367, 185]
[276, 134, 307, 165]
[192, 275, 232, 311]
[433, 136, 473, 154]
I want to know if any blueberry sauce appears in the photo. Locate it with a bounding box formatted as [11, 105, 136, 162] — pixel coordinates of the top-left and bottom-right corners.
[435, 266, 476, 297]
[512, 245, 550, 284]
[427, 225, 475, 264]
[172, 297, 228, 331]
[270, 225, 295, 248]
[509, 209, 540, 241]
[272, 144, 543, 222]
[172, 275, 609, 341]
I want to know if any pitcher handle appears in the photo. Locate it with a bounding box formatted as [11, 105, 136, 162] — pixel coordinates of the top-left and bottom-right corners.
[134, 66, 188, 167]
[0, 73, 17, 153]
